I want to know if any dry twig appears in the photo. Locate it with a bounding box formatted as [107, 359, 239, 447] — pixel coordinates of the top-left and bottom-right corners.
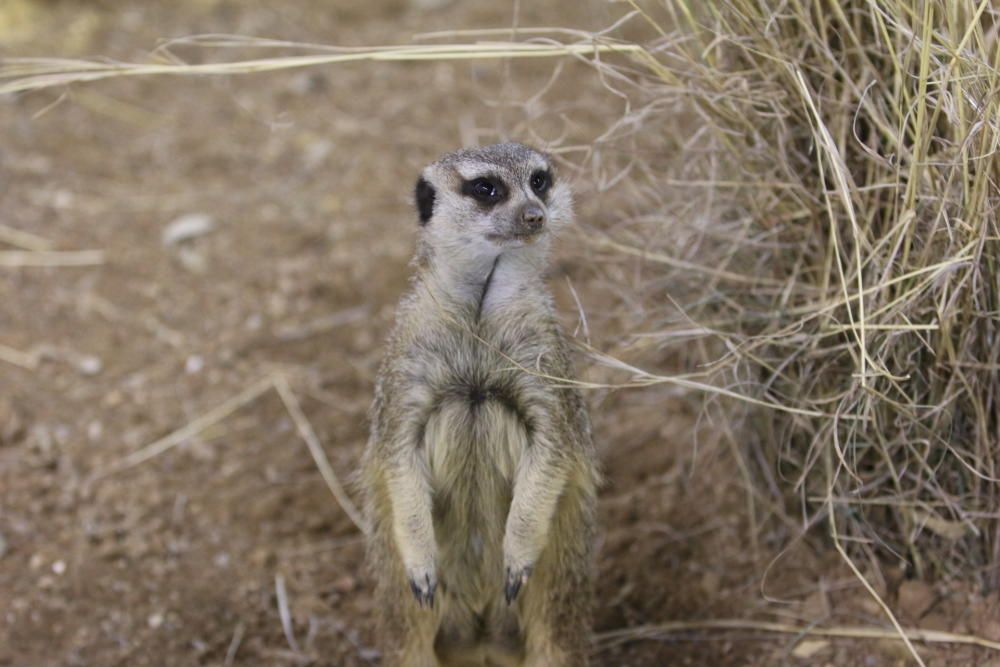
[273, 374, 368, 534]
[0, 250, 105, 267]
[594, 618, 1000, 653]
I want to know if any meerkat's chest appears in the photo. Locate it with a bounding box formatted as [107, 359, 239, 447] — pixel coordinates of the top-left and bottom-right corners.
[417, 333, 541, 485]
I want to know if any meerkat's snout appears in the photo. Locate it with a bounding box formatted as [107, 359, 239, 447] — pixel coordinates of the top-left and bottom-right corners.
[502, 202, 547, 245]
[519, 203, 546, 234]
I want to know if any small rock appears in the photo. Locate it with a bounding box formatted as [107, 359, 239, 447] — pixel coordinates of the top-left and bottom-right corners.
[184, 355, 204, 375]
[791, 639, 829, 659]
[87, 421, 103, 442]
[898, 580, 935, 618]
[176, 247, 207, 273]
[77, 355, 103, 376]
[302, 139, 333, 171]
[162, 213, 214, 246]
[148, 612, 164, 629]
[28, 553, 45, 570]
[52, 189, 74, 209]
[52, 560, 66, 575]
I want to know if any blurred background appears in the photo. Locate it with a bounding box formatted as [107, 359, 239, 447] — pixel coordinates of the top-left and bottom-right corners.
[1, 1, 997, 666]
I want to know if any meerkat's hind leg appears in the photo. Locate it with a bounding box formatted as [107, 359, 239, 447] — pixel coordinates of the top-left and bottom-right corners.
[369, 516, 442, 667]
[517, 483, 596, 667]
[482, 651, 523, 667]
[433, 644, 486, 667]
[479, 601, 525, 667]
[374, 600, 442, 667]
[518, 571, 591, 667]
[375, 582, 442, 667]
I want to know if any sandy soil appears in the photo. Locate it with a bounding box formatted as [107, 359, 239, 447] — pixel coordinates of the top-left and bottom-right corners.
[1, 1, 996, 665]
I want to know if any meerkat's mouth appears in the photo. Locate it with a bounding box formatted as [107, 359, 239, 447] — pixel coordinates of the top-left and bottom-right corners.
[487, 231, 543, 246]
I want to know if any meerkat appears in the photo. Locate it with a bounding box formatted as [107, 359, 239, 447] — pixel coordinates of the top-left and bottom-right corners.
[361, 143, 599, 666]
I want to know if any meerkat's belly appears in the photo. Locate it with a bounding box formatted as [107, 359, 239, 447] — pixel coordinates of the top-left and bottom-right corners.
[422, 389, 530, 608]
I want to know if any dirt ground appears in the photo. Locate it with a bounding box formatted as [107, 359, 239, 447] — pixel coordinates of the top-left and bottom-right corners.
[1, 1, 997, 666]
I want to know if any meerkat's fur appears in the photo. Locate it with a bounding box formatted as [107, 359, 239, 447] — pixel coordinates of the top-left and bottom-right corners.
[362, 143, 599, 666]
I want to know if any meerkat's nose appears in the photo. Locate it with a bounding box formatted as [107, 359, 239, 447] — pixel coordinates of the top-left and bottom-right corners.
[521, 204, 546, 232]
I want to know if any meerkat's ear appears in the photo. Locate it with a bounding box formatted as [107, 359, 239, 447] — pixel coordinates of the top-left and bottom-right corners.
[415, 177, 435, 225]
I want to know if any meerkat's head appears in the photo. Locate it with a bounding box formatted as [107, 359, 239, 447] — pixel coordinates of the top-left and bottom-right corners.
[413, 143, 572, 263]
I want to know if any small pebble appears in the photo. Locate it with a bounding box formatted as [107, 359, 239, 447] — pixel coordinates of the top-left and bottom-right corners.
[77, 356, 103, 376]
[303, 139, 333, 171]
[177, 247, 207, 273]
[52, 189, 74, 209]
[148, 612, 165, 629]
[52, 560, 66, 575]
[162, 213, 214, 246]
[184, 355, 204, 374]
[87, 421, 103, 442]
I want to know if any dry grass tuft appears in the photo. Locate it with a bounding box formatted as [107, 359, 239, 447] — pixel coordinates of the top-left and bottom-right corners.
[0, 37, 643, 95]
[584, 0, 999, 587]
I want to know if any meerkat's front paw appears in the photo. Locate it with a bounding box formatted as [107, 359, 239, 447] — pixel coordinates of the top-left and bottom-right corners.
[503, 529, 541, 604]
[504, 562, 532, 604]
[406, 564, 437, 608]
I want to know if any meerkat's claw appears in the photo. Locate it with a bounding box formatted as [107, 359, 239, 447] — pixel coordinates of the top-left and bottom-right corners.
[409, 571, 437, 608]
[504, 565, 532, 605]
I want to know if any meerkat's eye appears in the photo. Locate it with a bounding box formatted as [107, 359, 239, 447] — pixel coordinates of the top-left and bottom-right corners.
[473, 180, 496, 198]
[529, 170, 551, 195]
[463, 177, 504, 203]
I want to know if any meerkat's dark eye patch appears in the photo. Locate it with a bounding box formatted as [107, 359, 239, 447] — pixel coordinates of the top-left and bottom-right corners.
[529, 169, 551, 197]
[462, 177, 506, 205]
[415, 177, 436, 225]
